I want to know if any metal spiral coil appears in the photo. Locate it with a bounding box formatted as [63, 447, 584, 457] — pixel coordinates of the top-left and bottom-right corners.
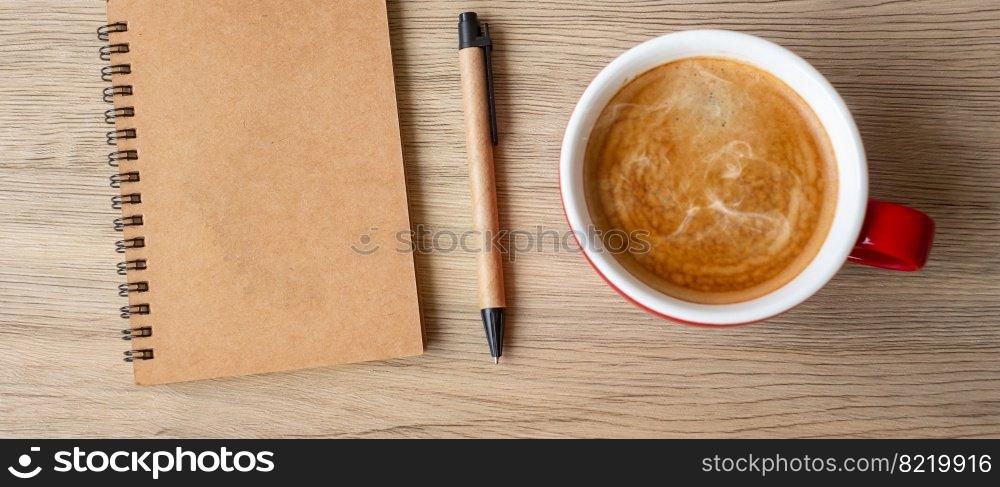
[103, 85, 132, 103]
[116, 259, 147, 276]
[115, 237, 146, 254]
[108, 150, 138, 167]
[109, 171, 140, 188]
[102, 21, 153, 362]
[124, 349, 154, 362]
[106, 128, 137, 145]
[100, 43, 130, 61]
[118, 282, 150, 297]
[105, 107, 135, 124]
[97, 22, 128, 41]
[120, 304, 150, 319]
[101, 64, 131, 82]
[111, 193, 142, 210]
[122, 327, 152, 341]
[113, 215, 144, 231]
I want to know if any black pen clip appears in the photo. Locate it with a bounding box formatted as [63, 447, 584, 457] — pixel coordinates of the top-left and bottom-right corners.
[459, 12, 498, 145]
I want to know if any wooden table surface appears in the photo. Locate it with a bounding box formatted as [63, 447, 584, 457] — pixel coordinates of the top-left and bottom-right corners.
[1, 0, 998, 438]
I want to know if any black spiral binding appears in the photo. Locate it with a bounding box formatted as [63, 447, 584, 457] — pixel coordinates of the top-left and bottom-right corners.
[100, 22, 153, 363]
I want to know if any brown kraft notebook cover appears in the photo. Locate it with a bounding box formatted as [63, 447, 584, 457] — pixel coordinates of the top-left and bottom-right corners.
[105, 0, 423, 385]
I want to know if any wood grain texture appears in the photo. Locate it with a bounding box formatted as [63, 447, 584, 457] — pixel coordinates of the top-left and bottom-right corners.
[0, 0, 998, 438]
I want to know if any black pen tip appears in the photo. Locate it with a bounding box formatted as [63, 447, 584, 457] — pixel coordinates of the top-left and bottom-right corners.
[481, 307, 505, 360]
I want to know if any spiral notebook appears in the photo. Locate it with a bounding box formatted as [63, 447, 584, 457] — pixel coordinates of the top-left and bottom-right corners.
[102, 0, 423, 385]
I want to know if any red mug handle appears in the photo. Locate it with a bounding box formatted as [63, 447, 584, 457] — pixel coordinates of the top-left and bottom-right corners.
[848, 199, 935, 271]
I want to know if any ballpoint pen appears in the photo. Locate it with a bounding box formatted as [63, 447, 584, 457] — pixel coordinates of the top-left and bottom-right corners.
[458, 12, 505, 363]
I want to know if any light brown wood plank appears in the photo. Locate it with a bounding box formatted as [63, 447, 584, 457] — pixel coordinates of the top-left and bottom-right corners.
[0, 0, 997, 438]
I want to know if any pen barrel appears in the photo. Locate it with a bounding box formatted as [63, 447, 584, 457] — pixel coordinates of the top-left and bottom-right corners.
[459, 47, 506, 310]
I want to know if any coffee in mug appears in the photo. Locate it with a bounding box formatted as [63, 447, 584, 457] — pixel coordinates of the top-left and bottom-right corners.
[583, 57, 838, 304]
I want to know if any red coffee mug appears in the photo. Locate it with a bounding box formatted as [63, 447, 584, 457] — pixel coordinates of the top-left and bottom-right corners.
[561, 30, 935, 325]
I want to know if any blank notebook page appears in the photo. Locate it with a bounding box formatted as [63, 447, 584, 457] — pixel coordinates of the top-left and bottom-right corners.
[107, 0, 423, 385]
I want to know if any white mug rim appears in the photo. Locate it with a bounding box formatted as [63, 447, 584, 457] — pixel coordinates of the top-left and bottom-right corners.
[559, 29, 868, 325]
